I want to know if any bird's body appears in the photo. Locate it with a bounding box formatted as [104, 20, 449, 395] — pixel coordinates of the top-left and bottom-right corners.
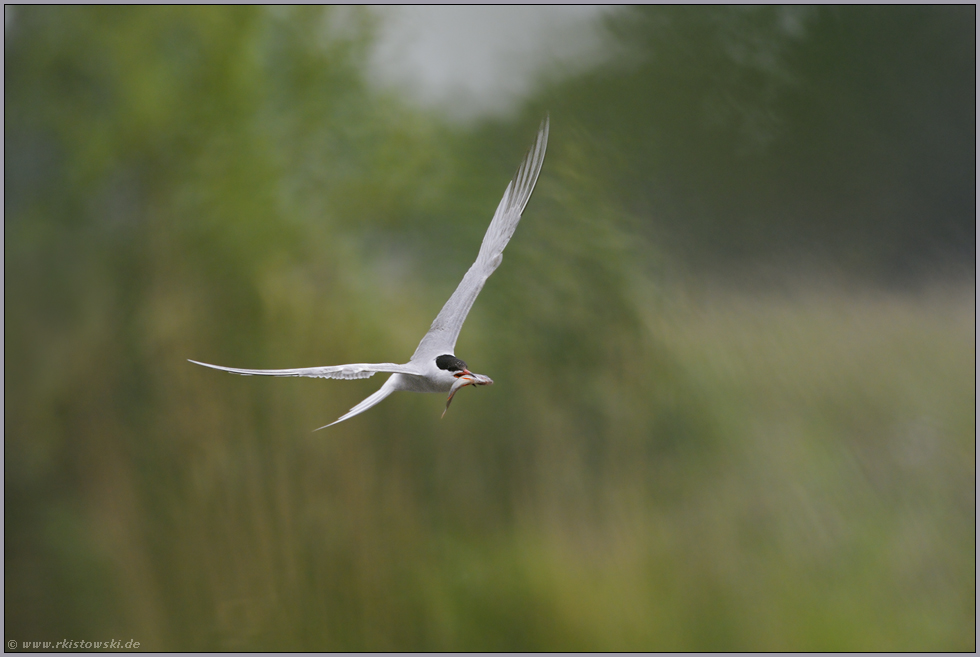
[190, 117, 549, 429]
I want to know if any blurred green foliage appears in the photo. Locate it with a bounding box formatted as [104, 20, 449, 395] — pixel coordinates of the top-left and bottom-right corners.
[5, 6, 975, 651]
[523, 6, 975, 279]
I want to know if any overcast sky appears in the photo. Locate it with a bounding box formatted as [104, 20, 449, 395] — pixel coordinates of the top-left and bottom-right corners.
[366, 6, 620, 122]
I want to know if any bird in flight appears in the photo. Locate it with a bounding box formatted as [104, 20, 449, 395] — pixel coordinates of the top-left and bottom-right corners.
[190, 116, 549, 430]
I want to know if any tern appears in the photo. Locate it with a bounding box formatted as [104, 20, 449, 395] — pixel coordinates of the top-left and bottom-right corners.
[190, 116, 549, 429]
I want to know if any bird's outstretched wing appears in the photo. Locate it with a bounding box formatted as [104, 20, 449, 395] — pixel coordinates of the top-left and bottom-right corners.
[187, 359, 419, 380]
[410, 116, 549, 363]
[314, 374, 401, 431]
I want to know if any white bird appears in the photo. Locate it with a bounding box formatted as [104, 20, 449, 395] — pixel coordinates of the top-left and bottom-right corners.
[190, 116, 549, 430]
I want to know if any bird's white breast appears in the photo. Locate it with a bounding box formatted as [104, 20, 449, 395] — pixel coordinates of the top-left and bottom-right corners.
[392, 363, 458, 394]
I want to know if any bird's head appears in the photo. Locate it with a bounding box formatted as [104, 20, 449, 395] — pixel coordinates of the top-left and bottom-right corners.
[436, 354, 493, 417]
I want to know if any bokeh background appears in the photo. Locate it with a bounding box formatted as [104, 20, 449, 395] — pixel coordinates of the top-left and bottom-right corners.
[5, 6, 975, 650]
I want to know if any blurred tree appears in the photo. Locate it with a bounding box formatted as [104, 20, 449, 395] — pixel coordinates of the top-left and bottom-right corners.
[4, 5, 422, 645]
[516, 5, 975, 281]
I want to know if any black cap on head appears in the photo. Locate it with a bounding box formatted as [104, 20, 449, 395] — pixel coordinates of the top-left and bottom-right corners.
[435, 354, 468, 372]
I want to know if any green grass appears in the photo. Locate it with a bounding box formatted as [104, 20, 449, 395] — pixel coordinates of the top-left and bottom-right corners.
[8, 278, 972, 651]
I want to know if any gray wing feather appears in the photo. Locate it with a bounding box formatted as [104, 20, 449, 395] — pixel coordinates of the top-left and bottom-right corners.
[188, 359, 419, 380]
[410, 116, 549, 362]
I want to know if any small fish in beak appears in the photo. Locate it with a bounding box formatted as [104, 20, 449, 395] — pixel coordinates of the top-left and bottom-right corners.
[442, 370, 493, 418]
